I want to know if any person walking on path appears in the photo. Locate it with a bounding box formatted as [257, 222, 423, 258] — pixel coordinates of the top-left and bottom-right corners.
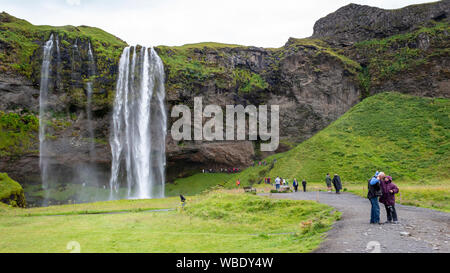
[293, 178, 299, 192]
[325, 173, 332, 192]
[368, 171, 384, 224]
[302, 179, 307, 192]
[380, 175, 399, 224]
[236, 179, 241, 188]
[332, 174, 342, 194]
[275, 176, 281, 191]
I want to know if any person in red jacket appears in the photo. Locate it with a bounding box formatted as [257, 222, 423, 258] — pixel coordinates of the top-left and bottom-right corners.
[236, 179, 241, 187]
[379, 175, 399, 224]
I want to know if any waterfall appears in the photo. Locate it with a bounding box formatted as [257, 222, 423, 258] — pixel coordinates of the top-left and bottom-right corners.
[86, 42, 96, 158]
[109, 46, 167, 200]
[39, 34, 54, 199]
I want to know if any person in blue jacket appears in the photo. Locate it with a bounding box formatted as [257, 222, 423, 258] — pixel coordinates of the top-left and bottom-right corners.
[368, 171, 384, 224]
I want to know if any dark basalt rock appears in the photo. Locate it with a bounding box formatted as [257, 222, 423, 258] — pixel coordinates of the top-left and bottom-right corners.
[312, 1, 450, 46]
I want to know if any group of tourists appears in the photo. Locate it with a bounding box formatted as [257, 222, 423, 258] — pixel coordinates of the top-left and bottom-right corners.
[325, 173, 342, 194]
[272, 177, 308, 192]
[367, 171, 400, 224]
[236, 168, 400, 225]
[202, 168, 241, 173]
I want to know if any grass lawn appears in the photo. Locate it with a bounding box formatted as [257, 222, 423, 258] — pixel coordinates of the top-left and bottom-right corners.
[0, 191, 339, 253]
[166, 173, 236, 197]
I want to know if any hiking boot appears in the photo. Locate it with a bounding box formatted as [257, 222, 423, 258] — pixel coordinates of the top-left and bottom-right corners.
[384, 220, 392, 224]
[392, 221, 399, 224]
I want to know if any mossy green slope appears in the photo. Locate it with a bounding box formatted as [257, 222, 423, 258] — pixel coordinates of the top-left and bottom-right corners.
[230, 92, 449, 185]
[0, 173, 25, 207]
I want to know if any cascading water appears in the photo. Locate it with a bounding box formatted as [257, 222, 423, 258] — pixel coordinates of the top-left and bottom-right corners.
[39, 34, 54, 200]
[109, 46, 167, 200]
[86, 42, 96, 158]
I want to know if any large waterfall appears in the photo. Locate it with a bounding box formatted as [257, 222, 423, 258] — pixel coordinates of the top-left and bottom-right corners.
[39, 34, 54, 199]
[109, 46, 167, 200]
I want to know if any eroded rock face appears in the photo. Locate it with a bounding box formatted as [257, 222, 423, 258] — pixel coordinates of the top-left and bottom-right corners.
[312, 1, 450, 46]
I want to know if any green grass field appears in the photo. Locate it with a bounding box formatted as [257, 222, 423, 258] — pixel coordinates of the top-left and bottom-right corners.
[0, 191, 339, 252]
[166, 173, 236, 197]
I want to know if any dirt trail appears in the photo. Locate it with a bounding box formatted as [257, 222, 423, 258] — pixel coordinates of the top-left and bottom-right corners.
[264, 191, 450, 253]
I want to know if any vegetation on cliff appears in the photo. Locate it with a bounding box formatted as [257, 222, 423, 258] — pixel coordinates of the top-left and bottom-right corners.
[156, 42, 270, 96]
[0, 12, 126, 77]
[352, 20, 450, 91]
[0, 172, 26, 207]
[0, 111, 39, 157]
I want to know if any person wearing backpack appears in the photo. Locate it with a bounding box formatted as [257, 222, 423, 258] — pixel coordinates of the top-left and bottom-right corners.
[368, 171, 384, 224]
[332, 174, 342, 194]
[380, 175, 399, 224]
[302, 179, 307, 192]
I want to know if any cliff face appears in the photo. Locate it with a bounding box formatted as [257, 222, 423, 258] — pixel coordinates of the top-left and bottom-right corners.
[312, 1, 450, 46]
[0, 1, 448, 190]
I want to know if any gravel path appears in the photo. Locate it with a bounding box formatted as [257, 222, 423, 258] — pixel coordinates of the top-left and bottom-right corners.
[263, 191, 450, 253]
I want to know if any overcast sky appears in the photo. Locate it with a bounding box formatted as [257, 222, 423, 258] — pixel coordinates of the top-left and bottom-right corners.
[0, 0, 438, 48]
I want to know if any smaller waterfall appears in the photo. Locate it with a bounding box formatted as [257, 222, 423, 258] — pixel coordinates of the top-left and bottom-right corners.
[39, 34, 54, 200]
[86, 42, 96, 158]
[109, 46, 167, 200]
[55, 35, 62, 91]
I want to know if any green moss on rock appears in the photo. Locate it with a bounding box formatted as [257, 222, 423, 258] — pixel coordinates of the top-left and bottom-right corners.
[0, 173, 26, 207]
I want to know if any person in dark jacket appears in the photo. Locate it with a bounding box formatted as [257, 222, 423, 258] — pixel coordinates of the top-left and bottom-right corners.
[302, 179, 307, 192]
[332, 174, 342, 194]
[368, 171, 384, 224]
[379, 175, 399, 224]
[293, 178, 298, 192]
[325, 173, 332, 192]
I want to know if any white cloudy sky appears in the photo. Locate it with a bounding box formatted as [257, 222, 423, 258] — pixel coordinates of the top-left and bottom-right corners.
[0, 0, 438, 47]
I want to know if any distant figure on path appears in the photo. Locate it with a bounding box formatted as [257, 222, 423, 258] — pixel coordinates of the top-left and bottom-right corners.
[332, 174, 342, 194]
[302, 179, 307, 192]
[293, 178, 298, 192]
[236, 179, 241, 188]
[367, 171, 384, 224]
[325, 173, 332, 192]
[275, 176, 281, 191]
[380, 175, 399, 224]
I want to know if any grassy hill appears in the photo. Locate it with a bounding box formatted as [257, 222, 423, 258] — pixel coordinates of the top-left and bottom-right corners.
[229, 92, 449, 186]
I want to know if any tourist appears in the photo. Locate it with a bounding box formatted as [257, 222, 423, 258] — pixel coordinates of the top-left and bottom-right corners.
[302, 179, 307, 192]
[380, 175, 399, 224]
[267, 177, 271, 184]
[325, 173, 332, 192]
[332, 174, 342, 194]
[293, 178, 298, 192]
[275, 176, 281, 191]
[367, 171, 384, 224]
[282, 178, 286, 185]
[236, 179, 241, 188]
